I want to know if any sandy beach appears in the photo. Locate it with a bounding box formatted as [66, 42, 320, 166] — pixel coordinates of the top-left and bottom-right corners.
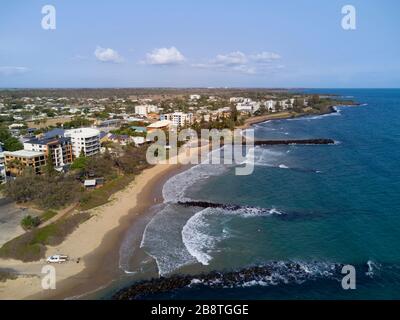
[0, 159, 188, 300]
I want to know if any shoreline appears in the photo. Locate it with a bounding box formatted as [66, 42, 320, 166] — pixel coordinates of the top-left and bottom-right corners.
[0, 162, 188, 300]
[238, 106, 338, 130]
[0, 104, 347, 300]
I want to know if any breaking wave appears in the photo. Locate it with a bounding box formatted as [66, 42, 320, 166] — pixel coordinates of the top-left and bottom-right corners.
[112, 261, 345, 300]
[182, 206, 284, 266]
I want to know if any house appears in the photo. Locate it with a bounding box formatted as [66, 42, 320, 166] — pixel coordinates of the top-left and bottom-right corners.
[132, 136, 146, 146]
[190, 94, 201, 101]
[4, 150, 47, 176]
[106, 134, 132, 146]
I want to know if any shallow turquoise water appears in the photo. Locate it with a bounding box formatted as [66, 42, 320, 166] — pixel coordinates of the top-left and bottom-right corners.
[114, 89, 400, 300]
[141, 89, 400, 299]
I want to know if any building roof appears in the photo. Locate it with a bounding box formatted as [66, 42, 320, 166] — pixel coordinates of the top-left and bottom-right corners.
[99, 131, 108, 140]
[65, 128, 100, 138]
[84, 179, 96, 187]
[130, 126, 147, 132]
[147, 120, 172, 129]
[43, 128, 65, 139]
[4, 150, 45, 158]
[25, 136, 70, 146]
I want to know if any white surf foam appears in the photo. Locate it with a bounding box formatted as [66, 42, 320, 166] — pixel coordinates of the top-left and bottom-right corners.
[162, 149, 228, 203]
[140, 204, 197, 276]
[182, 206, 284, 266]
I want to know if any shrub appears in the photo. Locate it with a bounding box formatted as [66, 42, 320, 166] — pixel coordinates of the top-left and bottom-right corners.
[21, 215, 41, 230]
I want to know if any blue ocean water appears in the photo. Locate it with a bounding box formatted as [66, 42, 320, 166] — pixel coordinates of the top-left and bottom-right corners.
[122, 89, 400, 300]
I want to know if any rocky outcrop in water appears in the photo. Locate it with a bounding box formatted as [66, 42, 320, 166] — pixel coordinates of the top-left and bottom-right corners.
[251, 139, 335, 146]
[177, 201, 244, 211]
[112, 262, 344, 300]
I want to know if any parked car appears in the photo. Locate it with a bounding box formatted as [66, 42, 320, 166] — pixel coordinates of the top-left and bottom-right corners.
[46, 255, 68, 264]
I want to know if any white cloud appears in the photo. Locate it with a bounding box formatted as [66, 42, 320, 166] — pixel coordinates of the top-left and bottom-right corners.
[192, 50, 282, 75]
[145, 47, 185, 65]
[94, 46, 124, 63]
[0, 66, 29, 76]
[215, 51, 247, 66]
[250, 52, 281, 63]
[232, 65, 257, 75]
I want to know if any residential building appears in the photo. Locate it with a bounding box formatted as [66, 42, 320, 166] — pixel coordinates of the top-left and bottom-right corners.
[135, 105, 159, 116]
[23, 136, 73, 168]
[4, 150, 47, 176]
[0, 146, 5, 182]
[104, 133, 132, 146]
[65, 128, 100, 157]
[265, 100, 277, 112]
[236, 101, 260, 113]
[160, 112, 193, 127]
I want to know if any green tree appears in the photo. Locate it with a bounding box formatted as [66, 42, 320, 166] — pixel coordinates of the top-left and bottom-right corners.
[71, 149, 87, 170]
[45, 150, 56, 176]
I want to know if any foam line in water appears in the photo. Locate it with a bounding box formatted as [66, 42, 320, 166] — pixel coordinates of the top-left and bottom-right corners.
[112, 261, 346, 300]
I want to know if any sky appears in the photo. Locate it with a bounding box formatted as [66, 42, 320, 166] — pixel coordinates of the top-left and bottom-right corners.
[0, 0, 399, 88]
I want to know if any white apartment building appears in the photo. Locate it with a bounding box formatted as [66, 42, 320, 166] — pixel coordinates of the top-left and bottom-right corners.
[236, 102, 260, 113]
[65, 128, 100, 157]
[265, 100, 277, 112]
[190, 95, 201, 101]
[160, 112, 193, 127]
[230, 97, 252, 104]
[135, 105, 159, 116]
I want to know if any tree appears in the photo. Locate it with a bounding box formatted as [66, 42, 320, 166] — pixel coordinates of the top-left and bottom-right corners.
[230, 104, 238, 123]
[70, 149, 87, 170]
[0, 127, 23, 151]
[311, 95, 320, 105]
[45, 149, 56, 176]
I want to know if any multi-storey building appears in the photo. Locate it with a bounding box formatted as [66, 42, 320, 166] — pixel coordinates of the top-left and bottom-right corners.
[4, 150, 47, 176]
[135, 105, 159, 116]
[160, 112, 193, 127]
[24, 136, 73, 168]
[65, 128, 100, 157]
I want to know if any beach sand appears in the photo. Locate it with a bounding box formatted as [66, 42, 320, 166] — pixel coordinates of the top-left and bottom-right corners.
[0, 143, 208, 300]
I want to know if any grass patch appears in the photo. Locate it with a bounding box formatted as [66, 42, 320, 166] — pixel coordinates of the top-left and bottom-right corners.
[79, 174, 135, 211]
[0, 212, 91, 262]
[40, 210, 58, 222]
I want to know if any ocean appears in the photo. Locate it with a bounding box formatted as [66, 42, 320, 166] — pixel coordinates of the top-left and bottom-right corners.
[114, 89, 400, 300]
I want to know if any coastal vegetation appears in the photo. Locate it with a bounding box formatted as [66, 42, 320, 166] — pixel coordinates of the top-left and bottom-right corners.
[0, 126, 23, 151]
[0, 144, 152, 261]
[0, 270, 17, 283]
[20, 215, 41, 230]
[0, 211, 91, 262]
